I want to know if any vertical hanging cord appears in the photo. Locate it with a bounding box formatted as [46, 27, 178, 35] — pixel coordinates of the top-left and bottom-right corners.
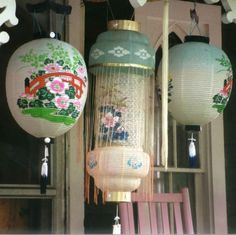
[49, 3, 54, 36]
[189, 1, 201, 35]
[161, 0, 169, 170]
[112, 204, 121, 234]
[33, 11, 42, 36]
[130, 10, 135, 21]
[40, 137, 51, 194]
[106, 0, 115, 20]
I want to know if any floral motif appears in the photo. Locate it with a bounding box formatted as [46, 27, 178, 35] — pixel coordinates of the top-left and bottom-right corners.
[44, 63, 62, 73]
[98, 84, 129, 142]
[90, 48, 105, 60]
[88, 154, 98, 169]
[212, 55, 233, 113]
[102, 112, 119, 128]
[127, 157, 143, 169]
[17, 42, 87, 125]
[73, 100, 81, 109]
[55, 95, 70, 109]
[108, 46, 130, 57]
[46, 78, 69, 94]
[77, 66, 87, 78]
[135, 49, 151, 60]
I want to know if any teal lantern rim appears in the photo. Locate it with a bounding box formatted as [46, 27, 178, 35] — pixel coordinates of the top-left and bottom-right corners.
[88, 20, 155, 74]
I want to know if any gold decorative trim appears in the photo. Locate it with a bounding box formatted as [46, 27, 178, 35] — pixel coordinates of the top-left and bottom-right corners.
[105, 191, 131, 202]
[89, 62, 154, 70]
[108, 20, 140, 32]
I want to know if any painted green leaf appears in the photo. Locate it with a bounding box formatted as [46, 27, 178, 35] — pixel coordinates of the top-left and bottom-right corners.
[65, 86, 76, 99]
[17, 98, 28, 109]
[22, 108, 75, 125]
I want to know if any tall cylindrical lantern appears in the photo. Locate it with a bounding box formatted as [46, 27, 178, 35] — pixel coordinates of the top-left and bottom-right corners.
[158, 36, 233, 127]
[86, 20, 155, 202]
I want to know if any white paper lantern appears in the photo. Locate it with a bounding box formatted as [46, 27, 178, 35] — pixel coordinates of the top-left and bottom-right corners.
[6, 38, 88, 138]
[158, 36, 233, 126]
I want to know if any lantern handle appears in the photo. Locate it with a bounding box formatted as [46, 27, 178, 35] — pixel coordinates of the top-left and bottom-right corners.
[189, 1, 201, 35]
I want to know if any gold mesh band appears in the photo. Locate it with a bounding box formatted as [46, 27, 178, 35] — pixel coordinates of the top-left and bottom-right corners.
[108, 20, 140, 32]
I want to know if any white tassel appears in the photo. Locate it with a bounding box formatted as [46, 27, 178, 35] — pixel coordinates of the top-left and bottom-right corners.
[41, 145, 49, 176]
[189, 141, 196, 157]
[40, 138, 51, 194]
[41, 160, 48, 177]
[188, 133, 197, 168]
[112, 205, 121, 235]
[188, 133, 196, 158]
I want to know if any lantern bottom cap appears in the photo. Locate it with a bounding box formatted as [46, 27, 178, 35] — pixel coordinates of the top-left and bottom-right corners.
[105, 191, 131, 202]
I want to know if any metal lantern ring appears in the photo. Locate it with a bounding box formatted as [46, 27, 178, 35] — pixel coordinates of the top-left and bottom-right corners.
[87, 20, 155, 202]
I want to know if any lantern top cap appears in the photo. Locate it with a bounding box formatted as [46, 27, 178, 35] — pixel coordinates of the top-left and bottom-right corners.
[107, 20, 140, 32]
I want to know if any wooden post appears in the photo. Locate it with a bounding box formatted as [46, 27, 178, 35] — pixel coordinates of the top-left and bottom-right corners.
[161, 0, 169, 169]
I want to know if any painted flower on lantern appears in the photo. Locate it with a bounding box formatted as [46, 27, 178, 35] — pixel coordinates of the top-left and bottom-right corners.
[77, 66, 87, 79]
[87, 152, 98, 170]
[127, 157, 143, 169]
[44, 63, 62, 73]
[102, 112, 119, 128]
[16, 41, 87, 125]
[73, 99, 81, 110]
[212, 55, 233, 113]
[98, 84, 129, 142]
[135, 49, 151, 60]
[46, 78, 69, 94]
[20, 93, 34, 100]
[90, 48, 105, 60]
[108, 46, 130, 57]
[54, 95, 70, 109]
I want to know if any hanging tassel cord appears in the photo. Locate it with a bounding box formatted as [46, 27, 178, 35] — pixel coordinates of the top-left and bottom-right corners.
[188, 133, 197, 168]
[40, 137, 51, 194]
[112, 204, 121, 235]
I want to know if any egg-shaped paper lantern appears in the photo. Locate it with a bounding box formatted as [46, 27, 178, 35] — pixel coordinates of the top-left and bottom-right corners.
[158, 36, 233, 126]
[6, 38, 88, 138]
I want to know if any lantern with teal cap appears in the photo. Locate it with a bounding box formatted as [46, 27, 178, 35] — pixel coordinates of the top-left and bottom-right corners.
[86, 20, 155, 202]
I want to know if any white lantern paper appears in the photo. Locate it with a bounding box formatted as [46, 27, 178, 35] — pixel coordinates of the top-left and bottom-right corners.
[86, 20, 155, 202]
[6, 38, 88, 138]
[158, 36, 233, 126]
